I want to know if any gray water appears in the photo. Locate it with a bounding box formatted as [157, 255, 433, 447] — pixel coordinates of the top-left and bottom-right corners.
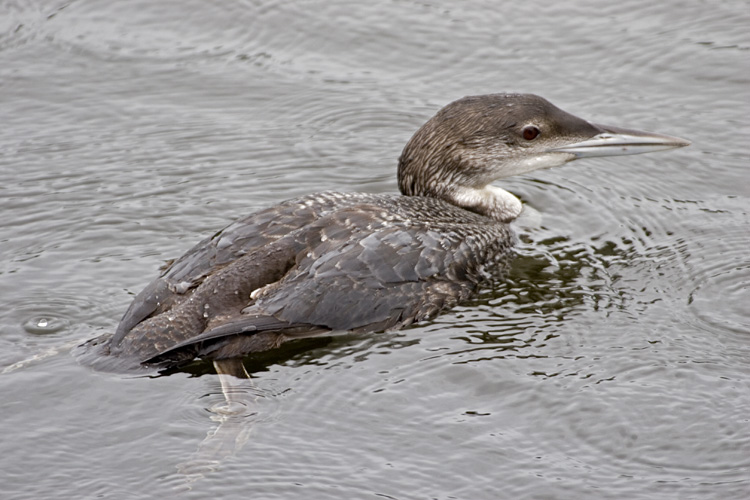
[1, 1, 749, 499]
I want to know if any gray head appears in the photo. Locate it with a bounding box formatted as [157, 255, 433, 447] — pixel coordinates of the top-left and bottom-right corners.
[398, 93, 690, 222]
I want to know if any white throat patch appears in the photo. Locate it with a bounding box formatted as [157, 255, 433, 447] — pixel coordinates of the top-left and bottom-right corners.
[453, 185, 523, 222]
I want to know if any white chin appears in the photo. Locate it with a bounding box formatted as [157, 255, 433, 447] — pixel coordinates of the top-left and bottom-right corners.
[510, 152, 575, 176]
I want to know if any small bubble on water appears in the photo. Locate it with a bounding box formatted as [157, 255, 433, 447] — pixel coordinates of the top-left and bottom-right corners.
[23, 315, 68, 334]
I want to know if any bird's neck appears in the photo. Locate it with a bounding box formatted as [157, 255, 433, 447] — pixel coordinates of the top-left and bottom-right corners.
[397, 125, 522, 222]
[449, 185, 522, 222]
[398, 159, 521, 222]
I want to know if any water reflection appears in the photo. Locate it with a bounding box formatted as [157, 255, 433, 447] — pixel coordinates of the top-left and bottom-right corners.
[433, 232, 638, 363]
[173, 379, 260, 490]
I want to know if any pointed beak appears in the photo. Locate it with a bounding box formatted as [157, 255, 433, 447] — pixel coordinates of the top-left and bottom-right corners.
[550, 123, 690, 158]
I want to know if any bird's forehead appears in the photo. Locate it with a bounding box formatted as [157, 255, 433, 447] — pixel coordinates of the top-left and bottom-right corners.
[454, 94, 558, 125]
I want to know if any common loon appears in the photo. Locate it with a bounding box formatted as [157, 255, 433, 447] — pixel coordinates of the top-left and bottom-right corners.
[79, 93, 689, 372]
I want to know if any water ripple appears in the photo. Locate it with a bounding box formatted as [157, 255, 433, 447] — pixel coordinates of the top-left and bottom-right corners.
[0, 1, 747, 498]
[685, 222, 750, 335]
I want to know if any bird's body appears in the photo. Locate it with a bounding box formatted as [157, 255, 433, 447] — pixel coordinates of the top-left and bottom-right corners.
[78, 94, 689, 372]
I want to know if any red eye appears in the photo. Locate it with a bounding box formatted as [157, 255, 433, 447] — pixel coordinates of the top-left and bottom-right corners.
[522, 125, 540, 141]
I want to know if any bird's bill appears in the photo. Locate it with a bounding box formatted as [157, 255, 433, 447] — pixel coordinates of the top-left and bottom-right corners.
[550, 124, 691, 158]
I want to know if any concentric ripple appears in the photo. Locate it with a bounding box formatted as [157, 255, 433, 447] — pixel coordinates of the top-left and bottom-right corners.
[685, 224, 749, 335]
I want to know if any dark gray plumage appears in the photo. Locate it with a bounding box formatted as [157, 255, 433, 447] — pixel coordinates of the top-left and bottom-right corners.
[78, 93, 689, 372]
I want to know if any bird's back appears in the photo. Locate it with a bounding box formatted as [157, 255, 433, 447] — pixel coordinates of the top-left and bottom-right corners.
[79, 192, 513, 371]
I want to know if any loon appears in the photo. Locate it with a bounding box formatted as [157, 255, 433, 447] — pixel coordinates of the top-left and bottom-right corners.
[79, 93, 689, 373]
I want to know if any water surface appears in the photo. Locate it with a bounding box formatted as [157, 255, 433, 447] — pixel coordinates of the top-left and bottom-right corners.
[1, 1, 749, 499]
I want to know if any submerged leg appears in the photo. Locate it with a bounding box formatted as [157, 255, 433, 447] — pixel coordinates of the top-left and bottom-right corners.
[213, 358, 252, 409]
[174, 358, 257, 488]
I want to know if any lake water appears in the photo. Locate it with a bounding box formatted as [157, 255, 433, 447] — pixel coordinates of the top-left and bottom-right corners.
[1, 1, 749, 499]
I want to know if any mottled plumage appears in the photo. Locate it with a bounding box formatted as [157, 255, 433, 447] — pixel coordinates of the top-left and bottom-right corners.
[79, 94, 688, 372]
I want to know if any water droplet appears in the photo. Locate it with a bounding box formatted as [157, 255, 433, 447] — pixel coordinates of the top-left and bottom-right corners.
[22, 316, 68, 335]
